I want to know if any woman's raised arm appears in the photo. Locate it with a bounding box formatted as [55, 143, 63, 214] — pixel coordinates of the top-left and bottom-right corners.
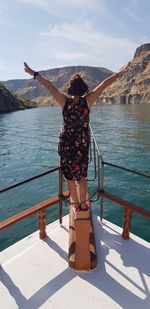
[24, 62, 67, 109]
[86, 62, 131, 108]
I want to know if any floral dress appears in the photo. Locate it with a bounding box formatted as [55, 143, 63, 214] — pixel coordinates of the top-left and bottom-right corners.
[58, 97, 90, 180]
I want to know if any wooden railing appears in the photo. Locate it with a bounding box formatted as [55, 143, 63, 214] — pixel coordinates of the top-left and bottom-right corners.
[0, 166, 69, 240]
[0, 191, 69, 239]
[99, 190, 150, 240]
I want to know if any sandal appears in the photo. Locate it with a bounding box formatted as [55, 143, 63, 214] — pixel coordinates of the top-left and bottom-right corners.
[79, 203, 90, 211]
[73, 204, 81, 212]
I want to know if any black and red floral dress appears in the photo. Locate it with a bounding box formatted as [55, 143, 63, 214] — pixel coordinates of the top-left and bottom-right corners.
[58, 97, 90, 180]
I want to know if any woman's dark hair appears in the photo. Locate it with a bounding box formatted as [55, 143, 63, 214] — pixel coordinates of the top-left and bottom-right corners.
[66, 74, 89, 96]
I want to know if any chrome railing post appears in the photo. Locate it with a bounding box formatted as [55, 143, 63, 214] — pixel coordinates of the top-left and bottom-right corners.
[98, 154, 104, 221]
[88, 130, 92, 163]
[100, 159, 104, 221]
[97, 154, 101, 191]
[88, 133, 97, 182]
[58, 168, 63, 224]
[93, 138, 97, 180]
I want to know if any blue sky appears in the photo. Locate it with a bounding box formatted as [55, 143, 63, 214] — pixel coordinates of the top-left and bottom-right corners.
[0, 0, 149, 81]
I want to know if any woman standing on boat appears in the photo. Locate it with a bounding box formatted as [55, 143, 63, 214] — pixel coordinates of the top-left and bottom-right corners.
[24, 62, 130, 211]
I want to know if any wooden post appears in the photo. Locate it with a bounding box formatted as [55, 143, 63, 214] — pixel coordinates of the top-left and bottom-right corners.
[68, 205, 97, 271]
[122, 207, 132, 240]
[74, 209, 91, 271]
[68, 206, 76, 269]
[39, 209, 47, 239]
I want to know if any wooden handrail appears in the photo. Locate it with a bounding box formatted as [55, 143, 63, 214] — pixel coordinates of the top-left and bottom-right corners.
[99, 190, 150, 218]
[99, 190, 150, 240]
[0, 191, 69, 232]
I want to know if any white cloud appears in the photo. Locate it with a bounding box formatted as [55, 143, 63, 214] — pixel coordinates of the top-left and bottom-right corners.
[41, 20, 137, 52]
[39, 20, 138, 71]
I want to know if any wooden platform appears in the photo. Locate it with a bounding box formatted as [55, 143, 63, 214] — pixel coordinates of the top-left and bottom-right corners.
[68, 205, 97, 271]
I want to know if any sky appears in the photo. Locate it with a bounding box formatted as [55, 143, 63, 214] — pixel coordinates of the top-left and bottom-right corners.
[0, 0, 150, 81]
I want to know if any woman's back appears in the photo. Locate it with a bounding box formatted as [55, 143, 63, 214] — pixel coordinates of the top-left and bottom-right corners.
[62, 97, 90, 130]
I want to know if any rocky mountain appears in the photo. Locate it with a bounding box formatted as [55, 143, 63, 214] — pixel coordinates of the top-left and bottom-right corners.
[2, 43, 150, 106]
[97, 43, 150, 104]
[0, 83, 37, 113]
[2, 66, 113, 106]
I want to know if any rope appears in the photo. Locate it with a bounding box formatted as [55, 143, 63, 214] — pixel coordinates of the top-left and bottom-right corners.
[58, 189, 99, 206]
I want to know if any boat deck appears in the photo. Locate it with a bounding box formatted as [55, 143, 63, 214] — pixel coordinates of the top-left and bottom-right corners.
[1, 215, 150, 309]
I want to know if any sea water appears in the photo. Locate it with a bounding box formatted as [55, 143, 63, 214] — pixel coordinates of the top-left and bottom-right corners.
[0, 104, 150, 250]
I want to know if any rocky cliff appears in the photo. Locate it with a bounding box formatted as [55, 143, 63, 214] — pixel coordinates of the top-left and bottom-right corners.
[0, 83, 37, 113]
[2, 66, 113, 106]
[97, 43, 150, 104]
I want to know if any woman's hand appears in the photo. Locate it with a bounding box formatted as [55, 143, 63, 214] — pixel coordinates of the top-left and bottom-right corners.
[24, 62, 35, 76]
[117, 61, 131, 77]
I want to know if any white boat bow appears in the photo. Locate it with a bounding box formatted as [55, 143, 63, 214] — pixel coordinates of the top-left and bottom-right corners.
[0, 215, 150, 309]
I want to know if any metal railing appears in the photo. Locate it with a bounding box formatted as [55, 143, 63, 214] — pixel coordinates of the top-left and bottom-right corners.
[0, 166, 62, 194]
[88, 125, 104, 212]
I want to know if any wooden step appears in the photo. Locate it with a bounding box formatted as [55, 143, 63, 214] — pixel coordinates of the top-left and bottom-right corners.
[68, 204, 97, 271]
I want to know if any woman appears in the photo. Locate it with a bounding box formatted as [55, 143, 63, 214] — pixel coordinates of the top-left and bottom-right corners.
[24, 61, 130, 211]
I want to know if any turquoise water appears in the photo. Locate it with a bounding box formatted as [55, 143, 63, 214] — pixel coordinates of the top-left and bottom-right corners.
[0, 104, 150, 250]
